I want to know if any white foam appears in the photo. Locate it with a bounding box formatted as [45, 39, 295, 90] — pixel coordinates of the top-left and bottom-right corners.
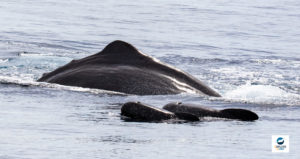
[251, 59, 285, 64]
[223, 84, 300, 105]
[0, 59, 9, 63]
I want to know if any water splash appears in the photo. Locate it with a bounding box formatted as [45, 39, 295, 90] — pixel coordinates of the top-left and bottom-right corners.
[224, 83, 300, 106]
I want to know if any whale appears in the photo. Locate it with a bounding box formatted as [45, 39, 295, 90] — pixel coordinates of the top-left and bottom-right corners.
[121, 102, 200, 122]
[163, 102, 259, 121]
[121, 102, 259, 122]
[38, 40, 221, 96]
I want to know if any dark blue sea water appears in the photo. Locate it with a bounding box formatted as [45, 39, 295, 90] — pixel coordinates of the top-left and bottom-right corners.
[0, 0, 299, 158]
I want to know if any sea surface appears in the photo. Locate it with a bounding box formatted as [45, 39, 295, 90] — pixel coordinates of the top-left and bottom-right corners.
[0, 0, 300, 158]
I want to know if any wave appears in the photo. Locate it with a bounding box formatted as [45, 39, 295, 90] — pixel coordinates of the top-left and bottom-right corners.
[160, 54, 300, 67]
[0, 58, 9, 63]
[0, 76, 125, 96]
[1, 75, 299, 106]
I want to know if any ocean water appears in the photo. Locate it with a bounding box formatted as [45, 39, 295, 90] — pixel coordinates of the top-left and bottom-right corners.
[0, 0, 300, 158]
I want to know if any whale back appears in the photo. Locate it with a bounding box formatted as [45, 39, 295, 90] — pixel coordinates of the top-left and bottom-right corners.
[38, 40, 221, 96]
[163, 102, 220, 117]
[38, 40, 151, 82]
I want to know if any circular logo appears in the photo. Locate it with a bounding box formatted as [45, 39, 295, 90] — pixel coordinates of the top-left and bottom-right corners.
[277, 137, 284, 145]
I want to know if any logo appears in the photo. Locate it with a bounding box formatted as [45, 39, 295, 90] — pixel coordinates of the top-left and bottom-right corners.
[277, 137, 284, 145]
[272, 135, 289, 152]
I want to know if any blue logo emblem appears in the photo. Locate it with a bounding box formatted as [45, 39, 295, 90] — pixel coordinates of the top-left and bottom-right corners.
[277, 137, 284, 145]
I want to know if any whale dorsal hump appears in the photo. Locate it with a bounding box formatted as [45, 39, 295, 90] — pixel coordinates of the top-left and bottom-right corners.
[101, 40, 140, 56]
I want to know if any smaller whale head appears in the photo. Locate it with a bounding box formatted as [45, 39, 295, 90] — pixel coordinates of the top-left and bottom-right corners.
[121, 102, 175, 121]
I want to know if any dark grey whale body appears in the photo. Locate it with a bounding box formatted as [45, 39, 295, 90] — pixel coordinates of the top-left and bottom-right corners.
[163, 102, 259, 121]
[121, 102, 259, 122]
[38, 40, 221, 96]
